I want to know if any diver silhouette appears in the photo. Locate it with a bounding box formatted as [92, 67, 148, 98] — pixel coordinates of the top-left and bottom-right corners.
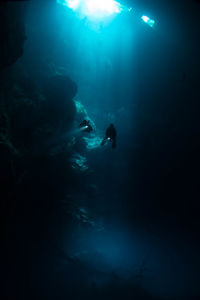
[101, 124, 116, 148]
[79, 119, 93, 133]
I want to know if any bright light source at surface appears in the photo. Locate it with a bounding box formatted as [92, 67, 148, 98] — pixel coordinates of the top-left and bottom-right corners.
[67, 0, 81, 10]
[141, 15, 155, 27]
[84, 0, 122, 16]
[58, 0, 129, 20]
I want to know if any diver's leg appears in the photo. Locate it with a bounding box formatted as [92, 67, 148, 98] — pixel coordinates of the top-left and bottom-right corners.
[112, 139, 116, 148]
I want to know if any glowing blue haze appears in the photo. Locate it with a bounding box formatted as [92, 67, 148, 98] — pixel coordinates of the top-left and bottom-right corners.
[58, 1, 156, 29]
[58, 0, 130, 20]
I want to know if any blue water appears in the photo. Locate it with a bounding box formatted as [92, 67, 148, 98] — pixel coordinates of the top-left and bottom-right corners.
[4, 0, 200, 299]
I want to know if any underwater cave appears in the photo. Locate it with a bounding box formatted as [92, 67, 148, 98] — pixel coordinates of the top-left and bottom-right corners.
[1, 0, 200, 299]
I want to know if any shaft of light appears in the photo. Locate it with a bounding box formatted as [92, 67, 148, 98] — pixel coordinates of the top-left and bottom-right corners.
[58, 0, 125, 19]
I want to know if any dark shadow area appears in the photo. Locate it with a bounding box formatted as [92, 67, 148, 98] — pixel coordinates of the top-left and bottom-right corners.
[1, 1, 200, 300]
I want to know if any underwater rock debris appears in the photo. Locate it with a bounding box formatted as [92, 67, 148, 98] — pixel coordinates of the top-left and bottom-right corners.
[71, 153, 88, 172]
[83, 135, 102, 150]
[62, 197, 104, 231]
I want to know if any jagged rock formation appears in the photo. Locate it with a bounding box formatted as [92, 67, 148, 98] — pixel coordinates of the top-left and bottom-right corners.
[0, 2, 78, 230]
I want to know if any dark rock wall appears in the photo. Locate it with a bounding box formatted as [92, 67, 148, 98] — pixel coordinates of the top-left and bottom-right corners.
[0, 1, 27, 174]
[0, 2, 27, 69]
[0, 2, 77, 230]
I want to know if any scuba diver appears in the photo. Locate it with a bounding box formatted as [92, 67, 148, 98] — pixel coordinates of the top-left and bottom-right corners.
[79, 119, 93, 133]
[101, 123, 117, 148]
